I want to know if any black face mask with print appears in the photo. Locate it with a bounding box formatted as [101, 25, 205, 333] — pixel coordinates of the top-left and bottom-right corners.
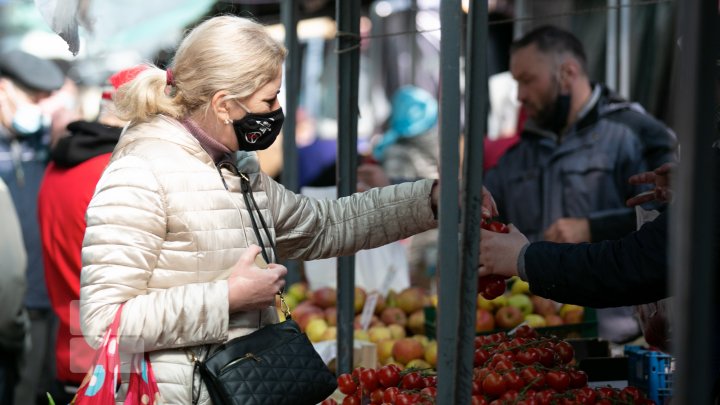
[232, 107, 285, 151]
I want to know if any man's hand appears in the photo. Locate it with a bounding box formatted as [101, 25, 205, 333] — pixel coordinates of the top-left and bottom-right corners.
[481, 186, 499, 220]
[543, 217, 590, 243]
[357, 163, 391, 192]
[626, 162, 675, 207]
[479, 224, 528, 278]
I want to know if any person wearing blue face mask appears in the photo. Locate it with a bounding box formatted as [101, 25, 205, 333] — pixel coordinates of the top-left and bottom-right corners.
[0, 48, 65, 405]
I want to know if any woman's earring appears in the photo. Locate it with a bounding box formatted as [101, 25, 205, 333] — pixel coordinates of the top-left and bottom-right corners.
[224, 118, 232, 125]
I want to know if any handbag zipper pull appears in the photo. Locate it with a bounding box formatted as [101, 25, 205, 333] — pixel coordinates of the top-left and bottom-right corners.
[243, 353, 261, 362]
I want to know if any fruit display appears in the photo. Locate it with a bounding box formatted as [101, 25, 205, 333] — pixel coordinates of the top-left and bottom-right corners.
[282, 283, 431, 347]
[323, 326, 657, 405]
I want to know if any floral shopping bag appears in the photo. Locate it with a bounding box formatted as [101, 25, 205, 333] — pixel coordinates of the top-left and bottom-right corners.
[71, 305, 162, 404]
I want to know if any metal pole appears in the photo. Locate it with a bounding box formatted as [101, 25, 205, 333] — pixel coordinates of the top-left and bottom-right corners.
[335, 0, 361, 376]
[280, 0, 301, 285]
[619, 0, 631, 99]
[514, 0, 527, 39]
[670, 1, 718, 403]
[455, 0, 489, 404]
[436, 0, 462, 403]
[606, 0, 618, 91]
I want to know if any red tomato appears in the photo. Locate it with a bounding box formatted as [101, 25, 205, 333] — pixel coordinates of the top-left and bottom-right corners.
[400, 371, 425, 390]
[382, 387, 399, 403]
[479, 275, 507, 299]
[395, 393, 415, 405]
[568, 370, 588, 388]
[320, 398, 338, 405]
[515, 349, 540, 366]
[369, 388, 384, 404]
[482, 220, 510, 233]
[503, 371, 525, 391]
[482, 371, 507, 397]
[471, 395, 489, 405]
[359, 368, 379, 393]
[500, 390, 519, 402]
[520, 367, 545, 389]
[342, 395, 360, 405]
[536, 347, 556, 368]
[419, 386, 437, 398]
[545, 370, 570, 392]
[337, 373, 357, 395]
[554, 341, 574, 364]
[620, 386, 643, 401]
[422, 375, 437, 388]
[513, 324, 539, 339]
[377, 365, 401, 388]
[474, 348, 490, 367]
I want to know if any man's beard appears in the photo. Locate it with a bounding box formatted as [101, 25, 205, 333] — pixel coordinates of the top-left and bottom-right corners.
[534, 78, 572, 134]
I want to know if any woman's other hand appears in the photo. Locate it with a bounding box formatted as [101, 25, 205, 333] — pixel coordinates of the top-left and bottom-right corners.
[227, 244, 287, 312]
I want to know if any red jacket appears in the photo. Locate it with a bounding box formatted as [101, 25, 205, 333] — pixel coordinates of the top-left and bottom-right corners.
[38, 154, 111, 383]
[38, 120, 121, 384]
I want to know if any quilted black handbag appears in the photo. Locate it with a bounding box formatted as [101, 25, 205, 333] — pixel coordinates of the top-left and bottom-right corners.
[196, 317, 337, 405]
[193, 169, 337, 405]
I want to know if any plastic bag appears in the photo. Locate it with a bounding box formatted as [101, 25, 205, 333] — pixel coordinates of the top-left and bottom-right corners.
[71, 306, 162, 404]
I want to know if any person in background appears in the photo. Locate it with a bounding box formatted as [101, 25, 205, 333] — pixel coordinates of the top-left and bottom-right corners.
[78, 16, 493, 404]
[483, 25, 677, 344]
[37, 65, 146, 404]
[0, 48, 65, 405]
[0, 177, 28, 405]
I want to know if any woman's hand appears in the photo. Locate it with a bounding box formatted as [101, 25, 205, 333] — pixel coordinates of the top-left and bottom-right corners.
[479, 224, 528, 278]
[227, 245, 287, 313]
[430, 184, 499, 220]
[626, 162, 675, 207]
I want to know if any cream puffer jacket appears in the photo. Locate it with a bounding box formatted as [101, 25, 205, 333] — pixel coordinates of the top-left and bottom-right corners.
[80, 115, 437, 404]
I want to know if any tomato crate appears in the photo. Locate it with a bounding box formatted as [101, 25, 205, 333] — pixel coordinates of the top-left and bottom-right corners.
[423, 306, 597, 340]
[624, 345, 674, 405]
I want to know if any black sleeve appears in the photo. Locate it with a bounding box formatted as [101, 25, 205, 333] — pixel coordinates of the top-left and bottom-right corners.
[525, 211, 669, 307]
[588, 209, 638, 242]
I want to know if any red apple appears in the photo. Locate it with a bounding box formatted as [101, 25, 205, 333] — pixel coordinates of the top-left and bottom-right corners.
[495, 306, 524, 329]
[407, 309, 425, 335]
[324, 306, 337, 326]
[562, 309, 584, 325]
[530, 295, 558, 316]
[391, 337, 424, 365]
[380, 307, 408, 327]
[311, 287, 337, 309]
[544, 314, 564, 326]
[396, 287, 426, 315]
[476, 308, 495, 332]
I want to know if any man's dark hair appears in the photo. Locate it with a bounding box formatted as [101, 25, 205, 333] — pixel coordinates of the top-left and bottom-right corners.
[511, 25, 588, 73]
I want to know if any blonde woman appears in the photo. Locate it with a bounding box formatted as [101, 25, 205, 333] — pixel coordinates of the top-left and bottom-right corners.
[79, 15, 501, 404]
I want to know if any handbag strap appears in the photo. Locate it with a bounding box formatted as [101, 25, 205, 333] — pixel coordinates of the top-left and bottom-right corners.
[238, 172, 291, 320]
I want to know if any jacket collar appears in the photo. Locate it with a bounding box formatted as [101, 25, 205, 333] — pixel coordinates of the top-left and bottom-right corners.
[116, 115, 214, 165]
[115, 115, 262, 174]
[522, 83, 635, 143]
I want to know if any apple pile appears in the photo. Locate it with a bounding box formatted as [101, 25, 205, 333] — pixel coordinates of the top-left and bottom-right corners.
[474, 279, 586, 335]
[281, 283, 432, 346]
[322, 325, 656, 405]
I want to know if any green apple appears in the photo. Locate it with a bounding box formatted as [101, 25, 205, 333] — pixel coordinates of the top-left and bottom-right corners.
[507, 294, 534, 316]
[524, 313, 547, 328]
[490, 294, 508, 309]
[510, 279, 531, 295]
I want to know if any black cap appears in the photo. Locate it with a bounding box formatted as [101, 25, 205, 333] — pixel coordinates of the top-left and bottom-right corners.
[0, 49, 65, 92]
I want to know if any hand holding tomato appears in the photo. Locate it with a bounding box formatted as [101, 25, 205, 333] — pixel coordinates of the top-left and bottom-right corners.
[479, 221, 529, 282]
